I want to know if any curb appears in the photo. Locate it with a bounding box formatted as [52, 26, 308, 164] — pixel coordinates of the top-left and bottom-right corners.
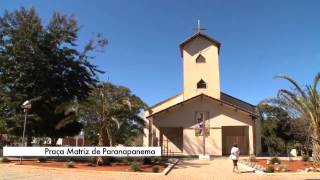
[238, 162, 320, 176]
[163, 158, 179, 175]
[238, 162, 265, 176]
[263, 171, 320, 176]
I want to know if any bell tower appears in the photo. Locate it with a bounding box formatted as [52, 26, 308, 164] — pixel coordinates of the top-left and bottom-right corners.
[179, 24, 221, 100]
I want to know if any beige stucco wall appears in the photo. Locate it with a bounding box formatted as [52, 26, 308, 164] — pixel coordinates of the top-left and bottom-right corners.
[183, 128, 222, 155]
[149, 96, 255, 155]
[182, 36, 220, 100]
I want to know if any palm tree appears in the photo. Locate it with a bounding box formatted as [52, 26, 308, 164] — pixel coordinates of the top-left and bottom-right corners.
[82, 83, 133, 147]
[79, 82, 146, 165]
[275, 73, 320, 167]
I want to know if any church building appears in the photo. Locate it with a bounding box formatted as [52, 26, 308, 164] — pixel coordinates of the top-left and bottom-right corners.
[143, 28, 261, 156]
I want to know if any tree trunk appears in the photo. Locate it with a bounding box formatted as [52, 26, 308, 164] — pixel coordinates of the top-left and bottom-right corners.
[27, 136, 32, 146]
[106, 127, 113, 147]
[313, 130, 320, 167]
[51, 138, 57, 146]
[313, 142, 320, 167]
[96, 128, 110, 166]
[98, 128, 105, 146]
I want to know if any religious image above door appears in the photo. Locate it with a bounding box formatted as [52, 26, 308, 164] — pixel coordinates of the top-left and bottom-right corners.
[195, 112, 210, 136]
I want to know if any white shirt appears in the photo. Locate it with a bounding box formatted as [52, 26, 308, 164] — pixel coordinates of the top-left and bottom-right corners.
[230, 147, 240, 160]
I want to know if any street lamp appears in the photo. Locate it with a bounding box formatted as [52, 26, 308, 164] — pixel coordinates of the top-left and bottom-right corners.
[19, 100, 31, 164]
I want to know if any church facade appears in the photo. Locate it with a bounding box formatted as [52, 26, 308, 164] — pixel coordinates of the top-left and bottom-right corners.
[143, 32, 261, 156]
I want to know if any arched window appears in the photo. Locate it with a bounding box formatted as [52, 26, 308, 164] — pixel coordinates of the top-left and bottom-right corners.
[197, 79, 207, 89]
[196, 54, 206, 63]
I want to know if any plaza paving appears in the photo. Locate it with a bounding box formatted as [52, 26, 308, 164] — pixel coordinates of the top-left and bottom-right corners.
[0, 158, 320, 180]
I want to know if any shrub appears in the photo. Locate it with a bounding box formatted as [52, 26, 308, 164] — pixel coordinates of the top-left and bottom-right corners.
[160, 158, 169, 165]
[0, 157, 11, 163]
[249, 154, 256, 162]
[103, 160, 112, 166]
[151, 157, 160, 164]
[270, 157, 281, 164]
[265, 166, 274, 173]
[143, 157, 152, 165]
[279, 164, 287, 172]
[302, 155, 310, 162]
[152, 165, 159, 173]
[108, 157, 117, 163]
[130, 162, 141, 172]
[37, 157, 47, 163]
[64, 161, 75, 168]
[125, 157, 134, 163]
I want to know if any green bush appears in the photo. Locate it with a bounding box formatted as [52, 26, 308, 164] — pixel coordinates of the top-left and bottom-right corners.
[143, 157, 152, 165]
[37, 157, 47, 163]
[152, 165, 159, 173]
[103, 160, 111, 166]
[125, 157, 134, 163]
[64, 161, 75, 168]
[160, 158, 169, 165]
[265, 166, 274, 173]
[0, 157, 11, 163]
[270, 157, 281, 164]
[302, 155, 310, 162]
[130, 162, 141, 172]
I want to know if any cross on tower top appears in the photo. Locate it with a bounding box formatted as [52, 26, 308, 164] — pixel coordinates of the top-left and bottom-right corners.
[193, 20, 207, 33]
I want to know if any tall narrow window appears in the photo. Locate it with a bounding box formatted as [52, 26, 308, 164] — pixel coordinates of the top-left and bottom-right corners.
[197, 79, 207, 89]
[196, 54, 206, 63]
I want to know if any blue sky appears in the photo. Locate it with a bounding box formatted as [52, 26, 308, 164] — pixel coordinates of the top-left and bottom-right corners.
[1, 0, 320, 106]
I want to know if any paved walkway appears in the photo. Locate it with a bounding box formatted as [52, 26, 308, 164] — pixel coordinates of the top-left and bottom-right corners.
[0, 158, 320, 180]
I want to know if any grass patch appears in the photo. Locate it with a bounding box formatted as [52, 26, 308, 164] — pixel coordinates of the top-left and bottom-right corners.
[265, 166, 274, 173]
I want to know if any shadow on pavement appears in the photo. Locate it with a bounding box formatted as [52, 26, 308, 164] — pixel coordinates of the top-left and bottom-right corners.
[172, 159, 211, 169]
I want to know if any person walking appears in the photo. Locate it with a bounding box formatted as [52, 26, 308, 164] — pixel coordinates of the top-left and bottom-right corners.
[230, 144, 240, 173]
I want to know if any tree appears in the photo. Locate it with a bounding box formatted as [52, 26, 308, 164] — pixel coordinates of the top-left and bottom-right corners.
[258, 103, 293, 155]
[80, 82, 146, 165]
[275, 73, 320, 167]
[289, 116, 312, 155]
[0, 7, 107, 144]
[81, 82, 147, 147]
[0, 83, 8, 134]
